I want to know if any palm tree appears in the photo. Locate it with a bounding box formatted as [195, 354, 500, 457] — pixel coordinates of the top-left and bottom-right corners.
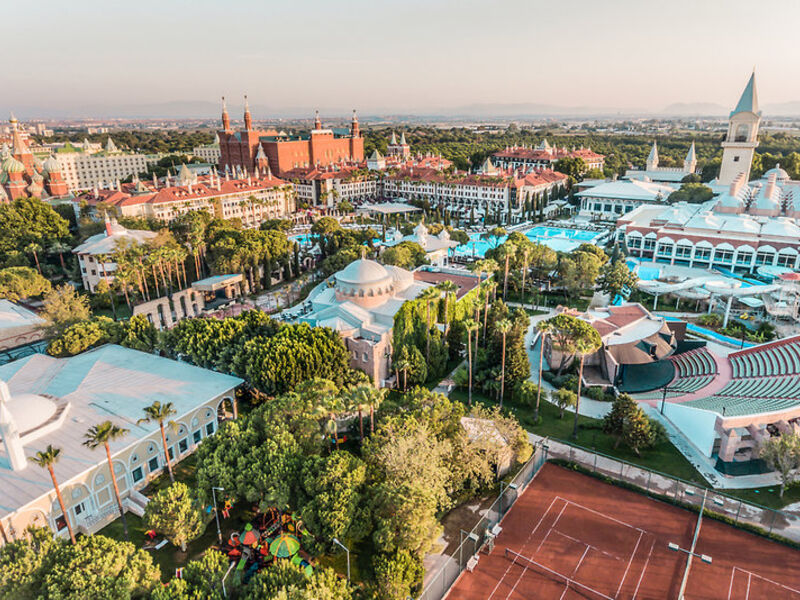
[313, 394, 343, 451]
[520, 248, 531, 307]
[83, 421, 130, 540]
[497, 319, 512, 407]
[346, 383, 383, 439]
[534, 320, 551, 422]
[419, 287, 440, 363]
[571, 331, 603, 439]
[48, 241, 71, 276]
[480, 280, 497, 345]
[464, 319, 479, 406]
[436, 280, 459, 336]
[498, 243, 517, 301]
[137, 401, 178, 483]
[26, 243, 43, 275]
[30, 445, 75, 544]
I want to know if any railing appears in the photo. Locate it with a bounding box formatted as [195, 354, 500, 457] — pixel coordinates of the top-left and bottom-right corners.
[417, 441, 548, 600]
[543, 438, 800, 545]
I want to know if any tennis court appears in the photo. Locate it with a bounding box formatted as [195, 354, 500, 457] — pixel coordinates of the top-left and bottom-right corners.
[445, 463, 800, 599]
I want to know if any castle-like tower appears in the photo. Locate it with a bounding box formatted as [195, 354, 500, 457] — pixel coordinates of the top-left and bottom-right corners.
[718, 72, 761, 186]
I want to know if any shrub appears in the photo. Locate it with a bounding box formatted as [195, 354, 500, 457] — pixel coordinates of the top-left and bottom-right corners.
[697, 313, 721, 327]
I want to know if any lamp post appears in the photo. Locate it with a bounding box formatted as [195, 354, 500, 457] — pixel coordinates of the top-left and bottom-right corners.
[211, 486, 224, 544]
[459, 529, 479, 567]
[660, 385, 678, 415]
[332, 537, 350, 582]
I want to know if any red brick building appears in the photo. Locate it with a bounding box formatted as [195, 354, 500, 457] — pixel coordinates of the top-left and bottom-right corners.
[1, 115, 69, 201]
[217, 97, 364, 177]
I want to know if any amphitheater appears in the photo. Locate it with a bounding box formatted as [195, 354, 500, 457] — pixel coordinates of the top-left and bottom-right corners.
[631, 336, 800, 473]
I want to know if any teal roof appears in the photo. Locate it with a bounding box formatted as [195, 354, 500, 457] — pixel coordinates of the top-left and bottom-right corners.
[731, 72, 760, 117]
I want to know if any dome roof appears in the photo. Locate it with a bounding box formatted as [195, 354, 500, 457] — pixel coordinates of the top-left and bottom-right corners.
[716, 192, 744, 209]
[764, 165, 790, 182]
[7, 393, 57, 434]
[42, 155, 61, 174]
[1, 156, 25, 174]
[336, 259, 390, 285]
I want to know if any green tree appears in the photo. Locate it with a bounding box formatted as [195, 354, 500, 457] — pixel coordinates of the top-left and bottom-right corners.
[29, 445, 76, 545]
[371, 550, 424, 600]
[621, 403, 656, 456]
[570, 324, 602, 439]
[299, 451, 370, 551]
[496, 318, 512, 405]
[667, 182, 715, 204]
[552, 387, 576, 418]
[603, 394, 639, 447]
[554, 156, 587, 179]
[0, 266, 51, 301]
[83, 421, 131, 541]
[759, 434, 800, 498]
[40, 284, 91, 336]
[151, 550, 229, 600]
[464, 319, 479, 406]
[137, 401, 179, 483]
[143, 482, 204, 551]
[597, 260, 638, 301]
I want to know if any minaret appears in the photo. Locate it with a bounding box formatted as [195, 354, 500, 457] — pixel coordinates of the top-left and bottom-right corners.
[350, 109, 359, 137]
[0, 380, 26, 472]
[314, 110, 322, 130]
[243, 95, 252, 131]
[718, 71, 761, 186]
[646, 141, 659, 171]
[684, 142, 697, 174]
[221, 97, 231, 131]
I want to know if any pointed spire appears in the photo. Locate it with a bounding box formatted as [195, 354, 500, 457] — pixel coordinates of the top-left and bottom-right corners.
[400, 131, 407, 145]
[314, 110, 322, 130]
[243, 94, 252, 131]
[350, 109, 359, 137]
[221, 96, 231, 130]
[685, 141, 696, 164]
[731, 71, 760, 116]
[647, 141, 659, 169]
[390, 131, 397, 145]
[105, 137, 118, 153]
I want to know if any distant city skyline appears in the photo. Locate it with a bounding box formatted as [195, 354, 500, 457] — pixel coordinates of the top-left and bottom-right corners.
[6, 0, 800, 118]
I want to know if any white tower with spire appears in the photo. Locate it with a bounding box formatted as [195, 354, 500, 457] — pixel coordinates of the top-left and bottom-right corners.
[0, 380, 26, 472]
[646, 141, 659, 171]
[718, 72, 761, 186]
[684, 142, 697, 174]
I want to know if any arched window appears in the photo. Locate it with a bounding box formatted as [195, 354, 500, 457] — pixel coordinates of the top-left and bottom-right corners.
[735, 124, 750, 143]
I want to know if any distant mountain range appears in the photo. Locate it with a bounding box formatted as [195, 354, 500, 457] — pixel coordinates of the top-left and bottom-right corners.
[6, 99, 800, 121]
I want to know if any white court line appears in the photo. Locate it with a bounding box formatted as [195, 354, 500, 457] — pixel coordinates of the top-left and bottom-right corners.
[554, 495, 646, 533]
[535, 529, 553, 555]
[727, 567, 738, 600]
[553, 530, 620, 561]
[503, 563, 530, 600]
[486, 496, 561, 600]
[571, 546, 591, 578]
[729, 565, 800, 599]
[616, 530, 644, 598]
[632, 539, 655, 600]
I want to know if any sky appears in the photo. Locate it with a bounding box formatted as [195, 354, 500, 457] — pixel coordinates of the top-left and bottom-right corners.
[5, 0, 800, 118]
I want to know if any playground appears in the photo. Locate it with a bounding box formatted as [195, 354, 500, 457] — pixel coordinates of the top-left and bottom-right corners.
[446, 463, 800, 599]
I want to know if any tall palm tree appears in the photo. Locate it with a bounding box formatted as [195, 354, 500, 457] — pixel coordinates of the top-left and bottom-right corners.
[26, 243, 43, 275]
[571, 332, 603, 439]
[480, 281, 497, 345]
[83, 421, 130, 540]
[534, 320, 551, 422]
[419, 287, 440, 363]
[30, 445, 75, 544]
[497, 319, 512, 407]
[48, 241, 71, 276]
[499, 243, 516, 301]
[464, 319, 479, 406]
[346, 383, 383, 439]
[436, 280, 459, 336]
[137, 401, 178, 483]
[520, 248, 531, 307]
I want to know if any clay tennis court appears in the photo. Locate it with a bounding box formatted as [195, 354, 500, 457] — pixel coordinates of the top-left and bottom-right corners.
[445, 463, 800, 599]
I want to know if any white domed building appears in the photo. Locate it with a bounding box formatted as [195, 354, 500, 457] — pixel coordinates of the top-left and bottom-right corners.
[0, 345, 242, 543]
[297, 257, 432, 386]
[383, 222, 460, 267]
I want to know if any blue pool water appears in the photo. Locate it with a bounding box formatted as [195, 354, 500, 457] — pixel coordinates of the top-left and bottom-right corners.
[290, 234, 314, 246]
[453, 226, 603, 257]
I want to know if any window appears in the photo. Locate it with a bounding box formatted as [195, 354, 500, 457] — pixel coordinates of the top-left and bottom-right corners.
[148, 457, 160, 473]
[193, 430, 202, 443]
[206, 421, 215, 436]
[657, 244, 673, 257]
[627, 236, 641, 249]
[777, 253, 795, 268]
[55, 514, 68, 531]
[714, 249, 733, 264]
[756, 251, 775, 265]
[179, 438, 188, 454]
[736, 252, 753, 265]
[643, 238, 656, 251]
[132, 467, 144, 483]
[694, 248, 711, 261]
[733, 156, 740, 162]
[73, 502, 86, 516]
[675, 245, 692, 258]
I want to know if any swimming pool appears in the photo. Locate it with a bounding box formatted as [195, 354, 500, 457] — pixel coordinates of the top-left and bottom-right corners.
[290, 234, 314, 246]
[453, 226, 604, 257]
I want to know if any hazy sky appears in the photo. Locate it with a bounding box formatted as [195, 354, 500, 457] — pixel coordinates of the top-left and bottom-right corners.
[6, 0, 800, 117]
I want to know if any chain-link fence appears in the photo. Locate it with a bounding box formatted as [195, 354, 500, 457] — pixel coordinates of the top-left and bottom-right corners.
[417, 441, 548, 600]
[549, 439, 800, 543]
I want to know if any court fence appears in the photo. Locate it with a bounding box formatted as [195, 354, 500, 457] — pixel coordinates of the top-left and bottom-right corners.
[417, 440, 549, 600]
[542, 438, 800, 548]
[419, 436, 800, 600]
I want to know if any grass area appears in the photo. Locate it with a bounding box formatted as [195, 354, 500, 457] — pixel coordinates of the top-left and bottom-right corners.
[450, 388, 706, 485]
[724, 484, 800, 510]
[93, 303, 134, 320]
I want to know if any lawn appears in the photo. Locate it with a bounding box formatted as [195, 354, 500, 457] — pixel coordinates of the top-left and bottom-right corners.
[724, 484, 800, 510]
[450, 388, 706, 485]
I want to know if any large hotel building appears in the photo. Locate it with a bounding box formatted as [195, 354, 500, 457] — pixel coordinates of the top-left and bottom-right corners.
[217, 97, 364, 176]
